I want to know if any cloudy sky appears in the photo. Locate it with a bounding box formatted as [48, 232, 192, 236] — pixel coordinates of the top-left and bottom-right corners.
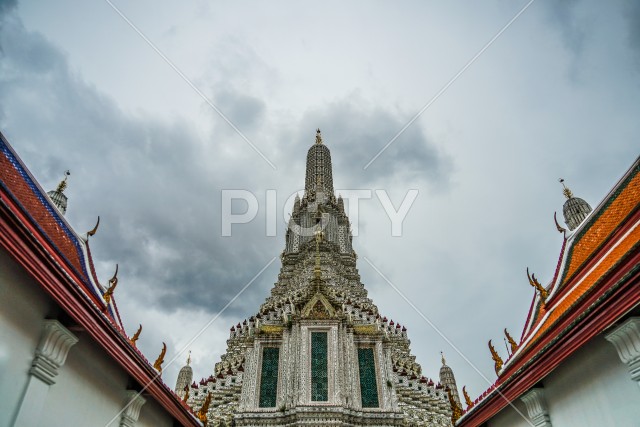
[2, 0, 639, 402]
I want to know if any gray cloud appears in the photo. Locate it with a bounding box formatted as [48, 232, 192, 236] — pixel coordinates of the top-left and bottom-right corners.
[213, 85, 266, 130]
[0, 0, 16, 17]
[624, 0, 640, 59]
[0, 10, 277, 320]
[546, 0, 586, 55]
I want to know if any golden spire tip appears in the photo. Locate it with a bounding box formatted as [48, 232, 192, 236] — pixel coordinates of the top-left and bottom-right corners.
[56, 170, 71, 193]
[559, 178, 573, 199]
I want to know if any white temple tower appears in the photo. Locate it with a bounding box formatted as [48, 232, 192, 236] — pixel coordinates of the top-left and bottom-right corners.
[186, 130, 453, 426]
[175, 352, 193, 400]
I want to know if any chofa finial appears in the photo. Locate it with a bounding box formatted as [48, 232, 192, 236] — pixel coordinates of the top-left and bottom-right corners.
[559, 178, 573, 200]
[315, 128, 323, 144]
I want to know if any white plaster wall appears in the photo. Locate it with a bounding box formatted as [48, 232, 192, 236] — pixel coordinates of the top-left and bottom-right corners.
[137, 398, 176, 427]
[488, 333, 640, 427]
[486, 399, 532, 427]
[40, 328, 131, 426]
[0, 247, 177, 427]
[544, 334, 640, 426]
[0, 249, 52, 427]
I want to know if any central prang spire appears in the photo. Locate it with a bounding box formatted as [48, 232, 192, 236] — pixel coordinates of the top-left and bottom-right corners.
[304, 129, 334, 197]
[185, 129, 455, 427]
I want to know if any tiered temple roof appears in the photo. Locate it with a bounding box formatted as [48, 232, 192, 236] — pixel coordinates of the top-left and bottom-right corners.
[458, 158, 640, 425]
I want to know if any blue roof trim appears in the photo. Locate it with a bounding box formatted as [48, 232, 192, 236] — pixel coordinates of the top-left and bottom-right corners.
[0, 136, 110, 311]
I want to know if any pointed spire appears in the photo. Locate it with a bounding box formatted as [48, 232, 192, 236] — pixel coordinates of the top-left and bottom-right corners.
[47, 170, 70, 215]
[441, 351, 446, 366]
[559, 178, 592, 230]
[305, 129, 334, 197]
[187, 350, 191, 366]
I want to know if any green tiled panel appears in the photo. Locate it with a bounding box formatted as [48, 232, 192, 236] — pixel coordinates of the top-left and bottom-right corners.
[259, 347, 280, 407]
[311, 332, 328, 401]
[358, 347, 379, 408]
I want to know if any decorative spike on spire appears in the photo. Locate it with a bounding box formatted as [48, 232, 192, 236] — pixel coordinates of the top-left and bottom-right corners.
[316, 128, 323, 144]
[187, 350, 191, 366]
[559, 178, 573, 199]
[441, 351, 446, 366]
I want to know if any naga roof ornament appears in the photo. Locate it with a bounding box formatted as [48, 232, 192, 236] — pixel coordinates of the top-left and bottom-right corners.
[87, 216, 100, 237]
[463, 385, 474, 409]
[527, 267, 548, 304]
[103, 264, 119, 305]
[504, 328, 519, 354]
[153, 342, 167, 373]
[129, 324, 142, 347]
[488, 340, 504, 376]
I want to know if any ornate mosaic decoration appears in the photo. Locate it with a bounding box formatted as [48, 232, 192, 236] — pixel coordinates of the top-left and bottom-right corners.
[182, 131, 454, 427]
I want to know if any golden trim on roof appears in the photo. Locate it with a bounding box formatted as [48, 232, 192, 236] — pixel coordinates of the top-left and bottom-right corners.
[529, 222, 639, 350]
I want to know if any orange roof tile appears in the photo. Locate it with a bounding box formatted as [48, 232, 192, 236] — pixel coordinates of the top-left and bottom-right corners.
[561, 171, 640, 288]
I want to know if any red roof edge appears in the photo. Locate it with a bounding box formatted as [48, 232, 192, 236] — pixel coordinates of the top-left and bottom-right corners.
[458, 246, 640, 426]
[0, 187, 201, 426]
